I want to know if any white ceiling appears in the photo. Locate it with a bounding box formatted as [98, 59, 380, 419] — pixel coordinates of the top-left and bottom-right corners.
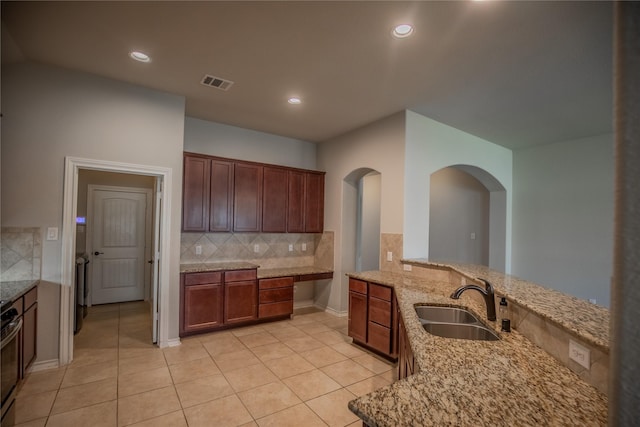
[1, 1, 613, 150]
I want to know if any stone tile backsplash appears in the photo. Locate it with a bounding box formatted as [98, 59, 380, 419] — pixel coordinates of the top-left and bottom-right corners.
[1, 227, 42, 281]
[180, 231, 334, 269]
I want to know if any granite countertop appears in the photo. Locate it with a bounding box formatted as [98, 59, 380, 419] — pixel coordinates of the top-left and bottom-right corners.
[346, 271, 607, 427]
[403, 259, 609, 351]
[257, 266, 333, 280]
[180, 262, 333, 279]
[1, 279, 39, 302]
[180, 262, 259, 273]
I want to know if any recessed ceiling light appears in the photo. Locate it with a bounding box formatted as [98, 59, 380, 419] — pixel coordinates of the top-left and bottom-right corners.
[130, 51, 151, 63]
[288, 97, 302, 105]
[392, 24, 414, 38]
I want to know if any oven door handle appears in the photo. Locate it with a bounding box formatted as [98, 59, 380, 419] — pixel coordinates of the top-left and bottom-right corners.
[1, 317, 23, 349]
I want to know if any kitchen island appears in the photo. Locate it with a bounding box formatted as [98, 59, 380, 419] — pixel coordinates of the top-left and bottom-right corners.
[346, 267, 608, 426]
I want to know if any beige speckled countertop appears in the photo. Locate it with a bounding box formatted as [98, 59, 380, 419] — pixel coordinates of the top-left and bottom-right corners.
[404, 259, 609, 351]
[347, 270, 607, 426]
[1, 279, 39, 302]
[180, 262, 333, 280]
[180, 262, 259, 273]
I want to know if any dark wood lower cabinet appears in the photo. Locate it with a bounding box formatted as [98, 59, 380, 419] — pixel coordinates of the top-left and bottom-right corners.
[348, 278, 397, 361]
[348, 290, 368, 343]
[182, 280, 224, 334]
[258, 277, 294, 319]
[224, 281, 257, 324]
[398, 314, 416, 380]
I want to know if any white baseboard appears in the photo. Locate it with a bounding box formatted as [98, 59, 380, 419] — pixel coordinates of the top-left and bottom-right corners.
[28, 359, 60, 373]
[293, 299, 315, 309]
[318, 304, 348, 317]
[164, 338, 181, 348]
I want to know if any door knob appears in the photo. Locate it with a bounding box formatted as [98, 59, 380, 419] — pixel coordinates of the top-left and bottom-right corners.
[94, 251, 104, 256]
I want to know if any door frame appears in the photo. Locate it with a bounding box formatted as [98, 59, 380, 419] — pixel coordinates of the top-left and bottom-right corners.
[60, 156, 174, 366]
[86, 184, 153, 306]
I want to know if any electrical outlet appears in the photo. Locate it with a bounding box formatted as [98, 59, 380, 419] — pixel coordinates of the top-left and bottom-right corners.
[302, 243, 307, 251]
[470, 232, 476, 240]
[589, 298, 597, 304]
[386, 251, 393, 262]
[569, 340, 591, 370]
[254, 244, 259, 253]
[403, 264, 412, 271]
[195, 245, 202, 255]
[288, 244, 293, 252]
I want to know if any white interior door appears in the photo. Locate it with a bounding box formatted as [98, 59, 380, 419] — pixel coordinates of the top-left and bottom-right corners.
[151, 178, 162, 343]
[90, 188, 149, 304]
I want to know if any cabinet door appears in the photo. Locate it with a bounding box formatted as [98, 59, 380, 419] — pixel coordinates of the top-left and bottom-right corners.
[287, 170, 305, 233]
[210, 160, 234, 232]
[183, 283, 224, 333]
[348, 291, 367, 343]
[22, 303, 37, 376]
[182, 155, 210, 232]
[224, 281, 257, 324]
[234, 163, 263, 232]
[304, 172, 324, 232]
[262, 166, 288, 232]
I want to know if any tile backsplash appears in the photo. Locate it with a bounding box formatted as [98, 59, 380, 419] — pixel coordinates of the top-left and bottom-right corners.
[1, 227, 42, 281]
[180, 231, 334, 269]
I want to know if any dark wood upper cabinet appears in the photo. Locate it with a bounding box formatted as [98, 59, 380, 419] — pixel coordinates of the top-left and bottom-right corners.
[287, 170, 305, 233]
[182, 155, 210, 232]
[262, 166, 288, 232]
[304, 172, 325, 233]
[210, 160, 234, 232]
[233, 162, 263, 232]
[182, 153, 324, 233]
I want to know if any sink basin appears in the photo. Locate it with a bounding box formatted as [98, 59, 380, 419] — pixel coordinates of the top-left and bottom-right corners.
[422, 322, 500, 341]
[414, 305, 480, 324]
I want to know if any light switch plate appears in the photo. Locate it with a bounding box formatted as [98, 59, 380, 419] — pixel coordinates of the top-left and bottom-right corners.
[47, 227, 59, 241]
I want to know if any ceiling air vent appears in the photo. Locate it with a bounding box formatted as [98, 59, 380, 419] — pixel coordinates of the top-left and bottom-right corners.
[200, 74, 234, 91]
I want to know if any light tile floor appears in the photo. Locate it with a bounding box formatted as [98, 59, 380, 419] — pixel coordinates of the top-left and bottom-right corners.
[15, 302, 396, 426]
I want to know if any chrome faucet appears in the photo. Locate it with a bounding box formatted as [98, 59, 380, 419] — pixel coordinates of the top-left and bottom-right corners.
[450, 278, 497, 321]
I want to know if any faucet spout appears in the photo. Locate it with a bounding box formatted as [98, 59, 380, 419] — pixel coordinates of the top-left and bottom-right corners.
[450, 278, 497, 321]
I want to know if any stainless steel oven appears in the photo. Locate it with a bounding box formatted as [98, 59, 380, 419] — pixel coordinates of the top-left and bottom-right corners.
[1, 300, 22, 427]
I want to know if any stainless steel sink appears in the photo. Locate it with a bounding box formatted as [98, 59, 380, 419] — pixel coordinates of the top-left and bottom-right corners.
[414, 305, 480, 324]
[422, 322, 500, 341]
[414, 304, 500, 341]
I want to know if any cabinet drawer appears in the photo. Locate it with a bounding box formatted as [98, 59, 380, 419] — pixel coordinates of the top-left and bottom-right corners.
[369, 297, 391, 327]
[225, 269, 257, 282]
[368, 321, 391, 354]
[259, 300, 293, 318]
[349, 278, 367, 295]
[184, 272, 222, 285]
[259, 277, 294, 290]
[260, 287, 294, 304]
[24, 286, 38, 309]
[369, 283, 391, 301]
[11, 298, 23, 316]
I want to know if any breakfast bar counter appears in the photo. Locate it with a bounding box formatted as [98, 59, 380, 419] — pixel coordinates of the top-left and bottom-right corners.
[346, 270, 608, 426]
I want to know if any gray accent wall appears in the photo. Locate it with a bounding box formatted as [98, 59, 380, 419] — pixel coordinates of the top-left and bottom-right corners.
[512, 133, 614, 307]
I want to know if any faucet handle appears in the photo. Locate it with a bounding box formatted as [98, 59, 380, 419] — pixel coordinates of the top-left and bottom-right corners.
[477, 277, 494, 292]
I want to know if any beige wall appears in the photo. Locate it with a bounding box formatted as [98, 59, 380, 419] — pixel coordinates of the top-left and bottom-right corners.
[317, 111, 406, 313]
[1, 62, 185, 362]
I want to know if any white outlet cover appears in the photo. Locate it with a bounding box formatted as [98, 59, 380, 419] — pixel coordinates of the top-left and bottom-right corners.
[302, 243, 307, 251]
[254, 244, 260, 253]
[386, 251, 393, 262]
[288, 244, 293, 251]
[195, 245, 202, 255]
[569, 340, 590, 370]
[403, 264, 412, 271]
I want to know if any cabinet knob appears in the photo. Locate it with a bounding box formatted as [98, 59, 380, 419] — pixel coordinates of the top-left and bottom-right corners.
[94, 251, 104, 256]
